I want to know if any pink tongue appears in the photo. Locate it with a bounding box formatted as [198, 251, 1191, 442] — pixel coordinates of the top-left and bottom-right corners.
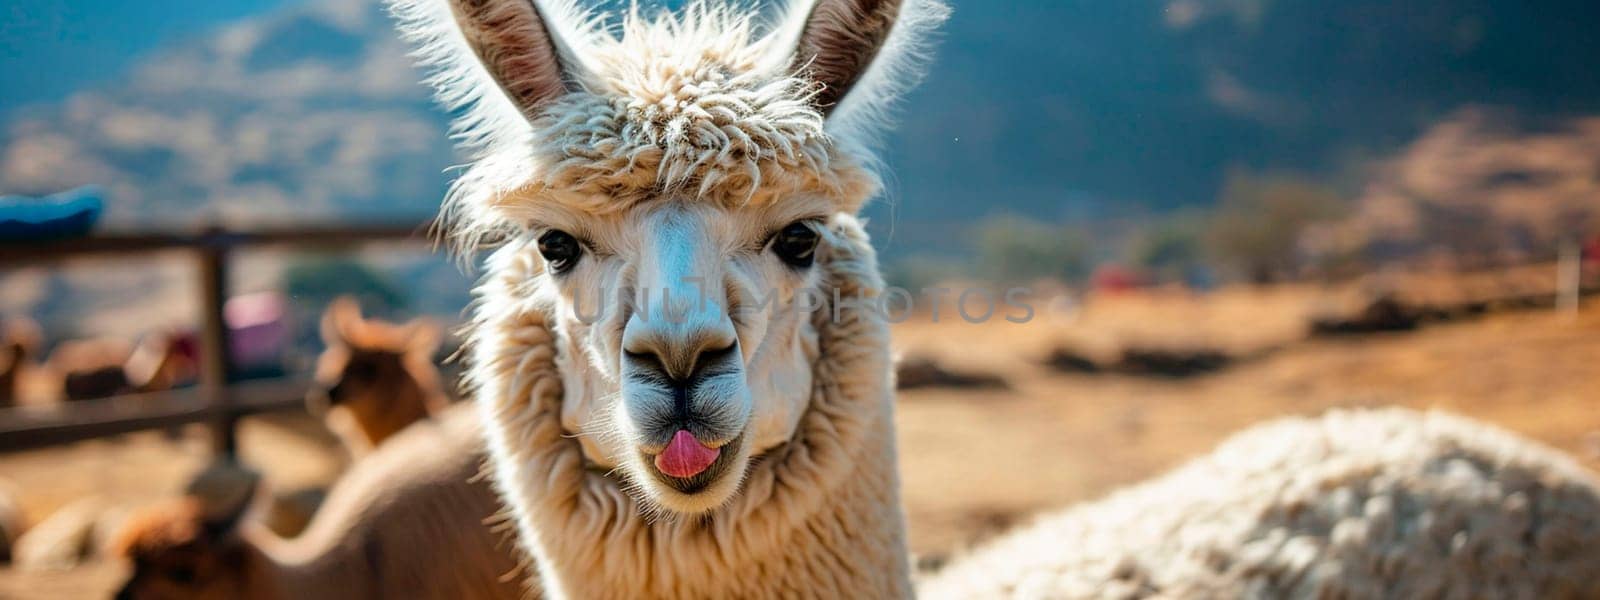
[655, 430, 721, 478]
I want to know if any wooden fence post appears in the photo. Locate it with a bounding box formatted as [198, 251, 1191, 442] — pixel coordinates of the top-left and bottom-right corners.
[197, 231, 237, 455]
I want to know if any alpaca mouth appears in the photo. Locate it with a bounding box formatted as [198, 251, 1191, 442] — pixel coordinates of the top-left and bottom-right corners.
[643, 433, 745, 494]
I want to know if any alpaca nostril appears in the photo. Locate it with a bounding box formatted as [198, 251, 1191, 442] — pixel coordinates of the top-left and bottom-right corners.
[692, 343, 739, 379]
[623, 335, 738, 383]
[699, 342, 736, 363]
[624, 349, 664, 374]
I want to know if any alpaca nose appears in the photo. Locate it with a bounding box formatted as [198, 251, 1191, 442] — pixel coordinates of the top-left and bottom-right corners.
[625, 206, 741, 382]
[623, 326, 738, 383]
[623, 290, 738, 380]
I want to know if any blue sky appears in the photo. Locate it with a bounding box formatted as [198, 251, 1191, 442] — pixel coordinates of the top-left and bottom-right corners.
[1, 0, 293, 115]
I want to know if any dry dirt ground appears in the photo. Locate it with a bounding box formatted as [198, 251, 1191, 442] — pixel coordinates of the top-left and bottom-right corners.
[2, 288, 1597, 598]
[893, 287, 1600, 554]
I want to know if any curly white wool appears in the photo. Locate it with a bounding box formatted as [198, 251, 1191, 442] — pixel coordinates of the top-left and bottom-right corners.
[921, 408, 1600, 599]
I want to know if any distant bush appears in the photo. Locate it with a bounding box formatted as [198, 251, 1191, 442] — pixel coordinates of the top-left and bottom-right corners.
[282, 257, 408, 363]
[1205, 171, 1345, 283]
[973, 214, 1092, 284]
[883, 255, 969, 292]
[283, 257, 407, 315]
[1130, 212, 1206, 283]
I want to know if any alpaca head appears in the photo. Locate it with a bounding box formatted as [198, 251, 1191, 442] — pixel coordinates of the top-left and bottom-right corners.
[110, 465, 262, 600]
[308, 297, 445, 417]
[394, 0, 945, 513]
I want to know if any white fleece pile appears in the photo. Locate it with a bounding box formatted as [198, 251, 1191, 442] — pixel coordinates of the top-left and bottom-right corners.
[922, 408, 1600, 599]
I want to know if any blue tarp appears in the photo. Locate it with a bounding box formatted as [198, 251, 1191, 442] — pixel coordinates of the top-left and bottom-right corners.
[0, 186, 104, 241]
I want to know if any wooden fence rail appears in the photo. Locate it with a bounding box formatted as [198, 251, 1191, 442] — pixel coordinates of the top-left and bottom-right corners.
[0, 378, 309, 453]
[0, 221, 435, 454]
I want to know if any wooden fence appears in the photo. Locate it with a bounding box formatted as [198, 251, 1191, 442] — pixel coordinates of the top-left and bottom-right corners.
[0, 222, 434, 454]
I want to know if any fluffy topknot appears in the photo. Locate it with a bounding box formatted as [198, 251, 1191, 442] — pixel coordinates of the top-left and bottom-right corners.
[385, 0, 947, 254]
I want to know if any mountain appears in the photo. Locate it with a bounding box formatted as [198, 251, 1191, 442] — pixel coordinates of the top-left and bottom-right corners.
[0, 0, 448, 227]
[1308, 109, 1600, 267]
[877, 0, 1600, 250]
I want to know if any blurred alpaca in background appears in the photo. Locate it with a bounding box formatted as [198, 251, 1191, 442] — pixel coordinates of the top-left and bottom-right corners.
[307, 297, 448, 458]
[0, 318, 41, 407]
[267, 297, 452, 535]
[48, 331, 197, 401]
[110, 406, 520, 600]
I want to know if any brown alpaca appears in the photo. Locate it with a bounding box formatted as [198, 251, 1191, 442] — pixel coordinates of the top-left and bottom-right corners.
[51, 332, 196, 401]
[110, 405, 522, 600]
[0, 317, 41, 407]
[307, 297, 448, 456]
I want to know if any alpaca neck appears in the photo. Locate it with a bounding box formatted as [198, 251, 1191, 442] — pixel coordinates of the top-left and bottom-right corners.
[346, 379, 436, 446]
[473, 217, 908, 599]
[226, 409, 520, 600]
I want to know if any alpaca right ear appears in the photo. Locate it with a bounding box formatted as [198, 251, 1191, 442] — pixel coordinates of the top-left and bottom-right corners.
[402, 317, 445, 357]
[390, 0, 590, 122]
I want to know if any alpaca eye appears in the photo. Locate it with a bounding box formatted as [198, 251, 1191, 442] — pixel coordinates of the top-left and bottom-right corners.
[537, 230, 583, 274]
[770, 221, 820, 268]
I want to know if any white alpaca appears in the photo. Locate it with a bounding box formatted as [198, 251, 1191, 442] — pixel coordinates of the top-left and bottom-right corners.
[388, 0, 943, 595]
[387, 1, 1600, 599]
[920, 408, 1600, 599]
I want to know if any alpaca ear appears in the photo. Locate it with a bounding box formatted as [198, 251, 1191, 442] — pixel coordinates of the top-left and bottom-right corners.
[402, 317, 444, 357]
[390, 0, 589, 122]
[772, 0, 949, 128]
[320, 297, 362, 346]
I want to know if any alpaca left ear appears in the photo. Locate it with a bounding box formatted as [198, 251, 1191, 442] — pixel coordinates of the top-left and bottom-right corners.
[770, 0, 949, 135]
